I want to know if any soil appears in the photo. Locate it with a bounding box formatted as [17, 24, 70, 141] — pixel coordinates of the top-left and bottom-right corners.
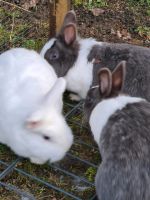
[0, 1, 149, 200]
[73, 1, 150, 47]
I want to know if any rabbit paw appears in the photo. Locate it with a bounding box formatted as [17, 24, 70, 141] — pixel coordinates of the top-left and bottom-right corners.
[69, 93, 81, 101]
[30, 157, 46, 165]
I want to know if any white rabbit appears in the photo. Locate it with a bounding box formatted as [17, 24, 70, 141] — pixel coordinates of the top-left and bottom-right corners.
[0, 48, 73, 164]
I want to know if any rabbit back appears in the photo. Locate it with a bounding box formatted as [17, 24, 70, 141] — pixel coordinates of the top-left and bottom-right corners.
[89, 43, 150, 100]
[0, 48, 57, 143]
[96, 101, 150, 200]
[0, 48, 57, 121]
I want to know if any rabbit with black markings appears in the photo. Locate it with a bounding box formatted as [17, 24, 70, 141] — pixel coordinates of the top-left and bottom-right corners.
[0, 48, 73, 164]
[40, 10, 150, 101]
[84, 61, 150, 200]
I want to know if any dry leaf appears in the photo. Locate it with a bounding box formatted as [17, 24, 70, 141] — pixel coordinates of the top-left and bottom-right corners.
[121, 29, 132, 40]
[117, 29, 131, 40]
[22, 0, 39, 10]
[117, 30, 122, 38]
[91, 8, 105, 16]
[111, 28, 116, 35]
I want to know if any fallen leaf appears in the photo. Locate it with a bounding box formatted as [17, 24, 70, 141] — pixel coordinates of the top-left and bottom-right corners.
[91, 8, 105, 16]
[111, 28, 116, 35]
[22, 0, 39, 10]
[121, 29, 132, 40]
[117, 29, 131, 40]
[117, 30, 122, 38]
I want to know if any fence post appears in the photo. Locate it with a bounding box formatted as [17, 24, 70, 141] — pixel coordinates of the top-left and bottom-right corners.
[49, 0, 71, 38]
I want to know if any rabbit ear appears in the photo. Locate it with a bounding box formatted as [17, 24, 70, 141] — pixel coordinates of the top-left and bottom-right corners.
[63, 10, 77, 26]
[26, 120, 43, 130]
[44, 77, 66, 111]
[98, 68, 112, 97]
[58, 11, 77, 45]
[111, 61, 126, 95]
[47, 77, 66, 103]
[63, 24, 77, 45]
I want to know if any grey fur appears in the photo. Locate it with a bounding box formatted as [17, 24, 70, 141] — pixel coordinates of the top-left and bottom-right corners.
[44, 39, 79, 77]
[42, 11, 150, 102]
[88, 43, 150, 99]
[84, 63, 150, 200]
[85, 43, 150, 121]
[44, 11, 79, 77]
[96, 101, 150, 200]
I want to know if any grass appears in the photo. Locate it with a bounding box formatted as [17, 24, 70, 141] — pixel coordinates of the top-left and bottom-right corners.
[73, 0, 150, 8]
[85, 167, 97, 182]
[1, 0, 149, 199]
[136, 26, 150, 39]
[0, 144, 18, 163]
[128, 0, 150, 5]
[22, 39, 46, 50]
[73, 0, 108, 8]
[0, 3, 49, 52]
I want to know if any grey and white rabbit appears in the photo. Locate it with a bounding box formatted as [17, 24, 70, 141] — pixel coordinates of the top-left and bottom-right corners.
[40, 10, 150, 101]
[0, 48, 73, 164]
[84, 61, 150, 200]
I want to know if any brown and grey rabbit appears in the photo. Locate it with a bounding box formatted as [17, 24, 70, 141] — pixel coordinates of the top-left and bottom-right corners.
[84, 61, 150, 200]
[40, 10, 150, 101]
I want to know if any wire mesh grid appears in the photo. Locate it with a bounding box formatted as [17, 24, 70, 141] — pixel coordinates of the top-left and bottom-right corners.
[0, 1, 100, 199]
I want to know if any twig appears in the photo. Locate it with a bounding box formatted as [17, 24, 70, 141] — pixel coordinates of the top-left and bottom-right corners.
[38, 195, 66, 200]
[0, 0, 32, 13]
[9, 12, 15, 44]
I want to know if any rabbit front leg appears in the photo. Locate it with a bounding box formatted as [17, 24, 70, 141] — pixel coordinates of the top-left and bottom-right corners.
[69, 93, 81, 101]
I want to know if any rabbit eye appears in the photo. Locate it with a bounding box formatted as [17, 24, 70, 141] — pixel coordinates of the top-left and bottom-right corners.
[49, 51, 59, 60]
[86, 96, 93, 104]
[43, 135, 50, 140]
[88, 97, 93, 103]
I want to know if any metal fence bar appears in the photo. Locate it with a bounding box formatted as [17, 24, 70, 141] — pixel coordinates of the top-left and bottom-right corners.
[0, 159, 82, 200]
[12, 168, 82, 200]
[75, 138, 98, 150]
[65, 101, 83, 118]
[0, 157, 21, 180]
[67, 153, 98, 168]
[50, 163, 95, 186]
[0, 181, 36, 200]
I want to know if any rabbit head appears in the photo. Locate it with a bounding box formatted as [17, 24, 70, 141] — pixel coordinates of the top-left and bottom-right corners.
[84, 61, 126, 122]
[40, 10, 79, 77]
[40, 11, 99, 100]
[23, 78, 73, 164]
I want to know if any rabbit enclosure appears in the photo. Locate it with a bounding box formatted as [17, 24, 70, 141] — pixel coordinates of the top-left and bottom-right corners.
[0, 0, 149, 200]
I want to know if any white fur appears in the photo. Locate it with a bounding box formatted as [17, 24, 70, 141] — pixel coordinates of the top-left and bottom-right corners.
[40, 38, 56, 57]
[69, 93, 81, 101]
[40, 37, 102, 99]
[0, 48, 73, 164]
[90, 95, 144, 144]
[65, 38, 101, 99]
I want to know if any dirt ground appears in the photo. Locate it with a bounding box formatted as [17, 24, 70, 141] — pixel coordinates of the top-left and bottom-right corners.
[73, 1, 150, 47]
[0, 0, 149, 200]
